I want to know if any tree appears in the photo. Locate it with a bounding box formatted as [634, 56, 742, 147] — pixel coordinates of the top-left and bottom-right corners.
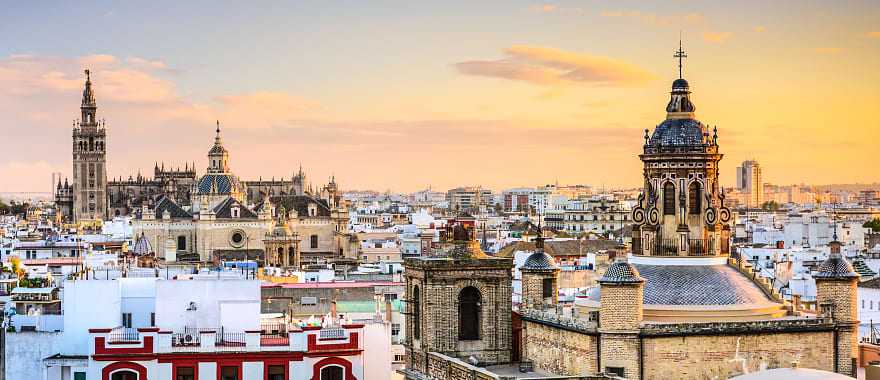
[864, 218, 880, 232]
[761, 201, 781, 212]
[0, 198, 9, 214]
[10, 201, 29, 216]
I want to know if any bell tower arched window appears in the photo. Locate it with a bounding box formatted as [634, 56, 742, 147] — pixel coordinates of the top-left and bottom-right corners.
[412, 285, 421, 339]
[663, 182, 676, 215]
[688, 182, 702, 214]
[458, 286, 481, 341]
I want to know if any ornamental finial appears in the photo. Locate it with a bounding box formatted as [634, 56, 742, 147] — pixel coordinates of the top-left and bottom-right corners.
[674, 37, 687, 79]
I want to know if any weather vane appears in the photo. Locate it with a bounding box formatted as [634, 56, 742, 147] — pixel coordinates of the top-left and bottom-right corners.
[674, 37, 687, 79]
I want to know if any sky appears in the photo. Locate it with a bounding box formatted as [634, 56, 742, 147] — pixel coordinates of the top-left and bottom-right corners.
[0, 1, 878, 193]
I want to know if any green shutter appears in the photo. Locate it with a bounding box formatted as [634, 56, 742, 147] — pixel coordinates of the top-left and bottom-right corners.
[74, 372, 86, 380]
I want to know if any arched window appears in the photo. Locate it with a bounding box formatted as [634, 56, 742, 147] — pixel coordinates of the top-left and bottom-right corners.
[277, 247, 284, 260]
[663, 182, 676, 215]
[320, 366, 343, 380]
[688, 182, 702, 214]
[177, 236, 186, 251]
[458, 286, 481, 341]
[412, 286, 421, 339]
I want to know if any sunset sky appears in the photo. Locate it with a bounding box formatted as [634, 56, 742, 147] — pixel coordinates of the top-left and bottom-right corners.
[1, 1, 878, 193]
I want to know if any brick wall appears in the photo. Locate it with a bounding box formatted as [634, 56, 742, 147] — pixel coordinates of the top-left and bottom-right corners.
[599, 284, 643, 331]
[642, 330, 835, 379]
[817, 278, 859, 375]
[522, 320, 599, 375]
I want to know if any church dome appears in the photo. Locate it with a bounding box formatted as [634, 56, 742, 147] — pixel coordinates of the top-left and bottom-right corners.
[522, 251, 556, 271]
[196, 173, 241, 195]
[814, 252, 859, 280]
[648, 118, 708, 146]
[672, 78, 689, 90]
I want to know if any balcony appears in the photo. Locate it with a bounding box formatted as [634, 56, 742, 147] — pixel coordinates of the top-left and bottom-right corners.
[633, 238, 722, 257]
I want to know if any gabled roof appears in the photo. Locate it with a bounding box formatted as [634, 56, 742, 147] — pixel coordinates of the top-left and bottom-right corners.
[269, 195, 331, 217]
[212, 197, 258, 219]
[154, 195, 191, 219]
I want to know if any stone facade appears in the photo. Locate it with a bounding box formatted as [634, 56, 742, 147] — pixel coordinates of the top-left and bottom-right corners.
[405, 258, 514, 366]
[404, 222, 515, 372]
[521, 316, 841, 380]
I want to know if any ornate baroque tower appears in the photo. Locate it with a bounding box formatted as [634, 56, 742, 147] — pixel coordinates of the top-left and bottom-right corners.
[72, 70, 108, 222]
[631, 43, 732, 258]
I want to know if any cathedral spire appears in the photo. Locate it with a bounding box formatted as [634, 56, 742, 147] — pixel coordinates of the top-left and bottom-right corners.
[80, 69, 98, 126]
[82, 69, 96, 106]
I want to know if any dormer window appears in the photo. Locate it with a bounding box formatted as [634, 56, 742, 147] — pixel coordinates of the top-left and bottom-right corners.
[231, 206, 240, 218]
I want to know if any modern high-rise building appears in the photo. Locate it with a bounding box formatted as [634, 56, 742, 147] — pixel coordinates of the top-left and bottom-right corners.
[71, 70, 108, 222]
[736, 159, 763, 208]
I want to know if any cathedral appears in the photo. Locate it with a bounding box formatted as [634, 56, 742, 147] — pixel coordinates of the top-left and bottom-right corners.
[56, 70, 353, 265]
[403, 45, 860, 380]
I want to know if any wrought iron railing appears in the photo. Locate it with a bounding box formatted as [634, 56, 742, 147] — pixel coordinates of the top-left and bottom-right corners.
[260, 322, 290, 346]
[107, 328, 139, 343]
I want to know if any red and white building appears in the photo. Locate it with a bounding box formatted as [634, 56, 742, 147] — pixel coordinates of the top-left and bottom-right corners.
[87, 322, 374, 380]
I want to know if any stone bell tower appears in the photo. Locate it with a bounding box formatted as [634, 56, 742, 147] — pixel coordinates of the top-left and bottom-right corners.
[403, 216, 514, 373]
[815, 234, 859, 376]
[520, 231, 559, 310]
[598, 256, 644, 379]
[72, 69, 108, 222]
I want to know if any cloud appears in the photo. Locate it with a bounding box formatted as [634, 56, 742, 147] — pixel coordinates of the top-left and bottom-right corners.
[534, 4, 556, 13]
[814, 47, 843, 55]
[455, 45, 655, 87]
[600, 10, 705, 28]
[215, 92, 320, 128]
[127, 56, 169, 70]
[868, 31, 880, 39]
[703, 31, 732, 43]
[79, 54, 117, 67]
[753, 26, 766, 33]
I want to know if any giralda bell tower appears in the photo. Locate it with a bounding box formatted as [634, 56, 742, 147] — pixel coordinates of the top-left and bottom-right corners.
[72, 69, 108, 222]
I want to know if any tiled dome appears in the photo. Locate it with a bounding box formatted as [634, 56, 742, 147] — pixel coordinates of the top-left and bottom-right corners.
[522, 251, 556, 271]
[649, 118, 707, 147]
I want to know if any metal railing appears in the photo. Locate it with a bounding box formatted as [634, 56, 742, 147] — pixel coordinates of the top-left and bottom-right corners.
[260, 322, 290, 346]
[215, 332, 246, 349]
[108, 327, 139, 343]
[687, 239, 715, 256]
[652, 238, 680, 256]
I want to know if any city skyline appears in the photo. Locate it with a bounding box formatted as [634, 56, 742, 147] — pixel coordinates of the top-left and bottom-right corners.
[1, 1, 878, 193]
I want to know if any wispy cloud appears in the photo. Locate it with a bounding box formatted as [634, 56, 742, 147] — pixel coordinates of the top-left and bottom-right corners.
[868, 31, 880, 39]
[531, 4, 556, 13]
[753, 26, 767, 33]
[600, 10, 705, 28]
[703, 31, 733, 44]
[455, 45, 655, 87]
[814, 47, 844, 55]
